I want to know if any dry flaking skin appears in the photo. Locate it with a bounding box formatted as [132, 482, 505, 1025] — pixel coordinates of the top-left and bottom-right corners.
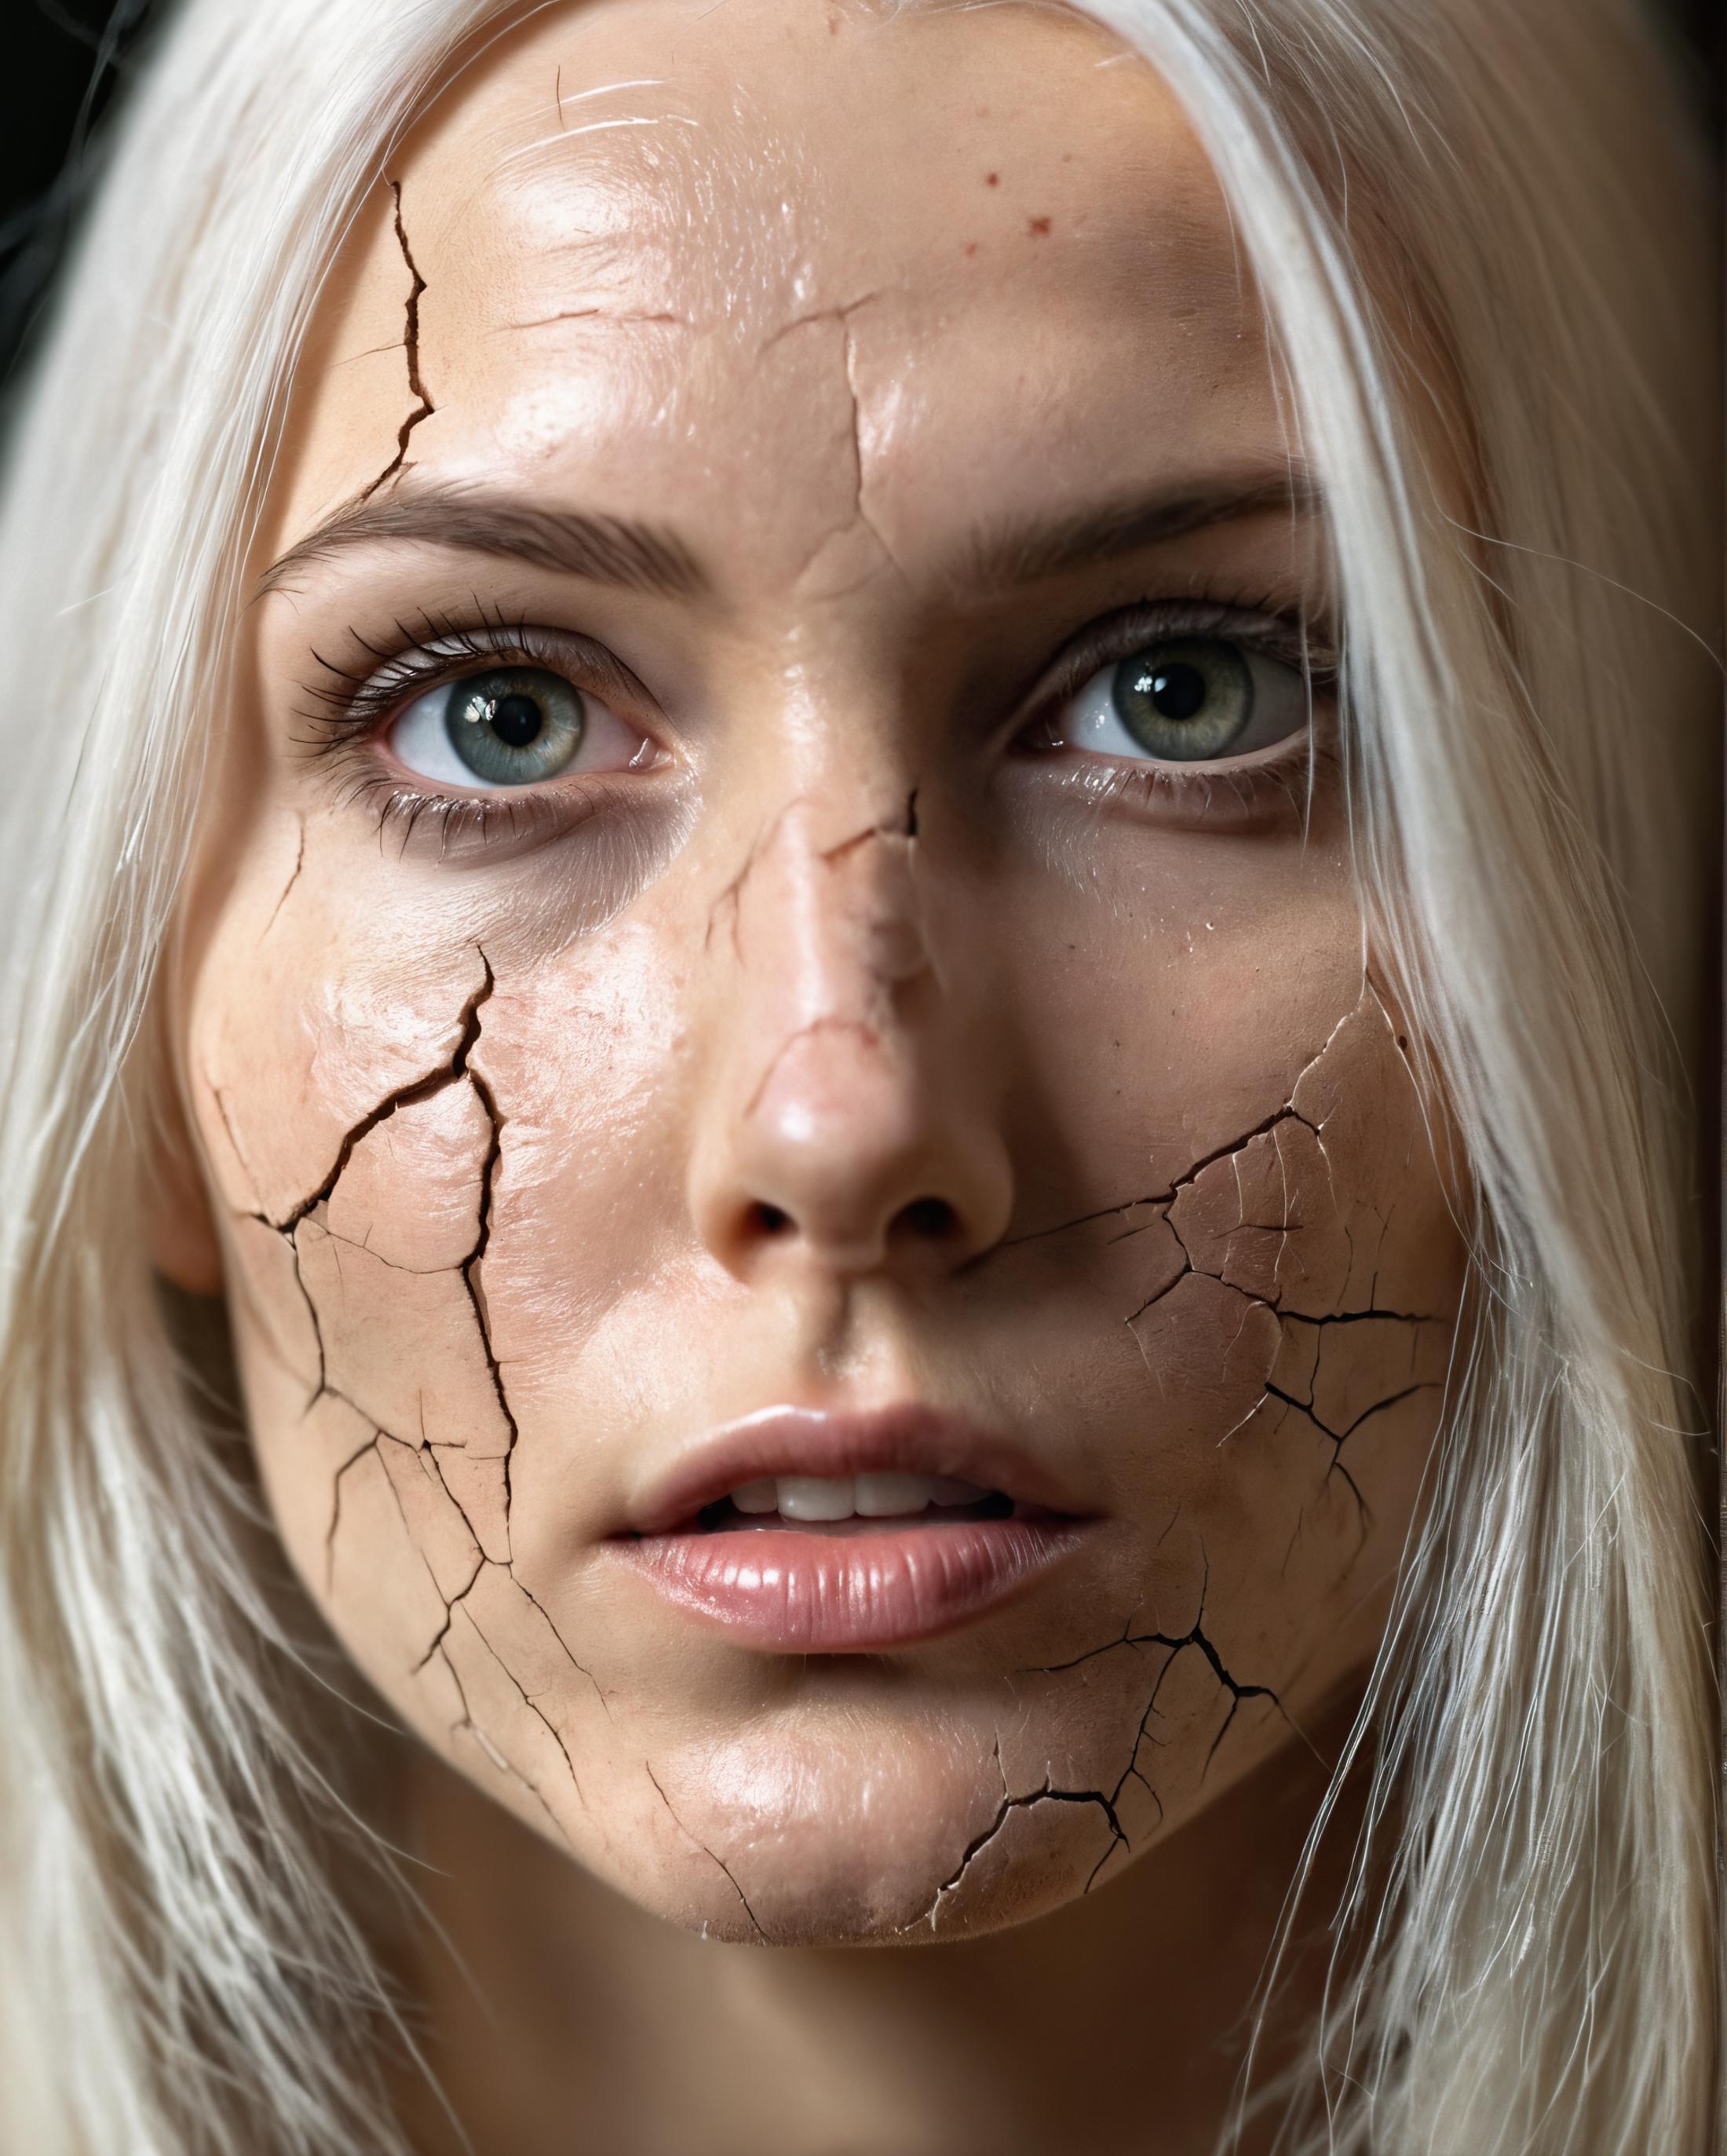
[166, 0, 1466, 1967]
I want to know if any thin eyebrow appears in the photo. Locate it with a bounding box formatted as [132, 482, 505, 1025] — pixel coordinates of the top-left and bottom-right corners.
[258, 481, 708, 600]
[963, 466, 1323, 590]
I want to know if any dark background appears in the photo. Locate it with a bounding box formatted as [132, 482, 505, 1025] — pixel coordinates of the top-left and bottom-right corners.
[0, 0, 1721, 388]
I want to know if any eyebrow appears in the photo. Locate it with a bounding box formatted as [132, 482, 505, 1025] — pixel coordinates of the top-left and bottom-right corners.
[259, 481, 706, 600]
[259, 462, 1319, 604]
[964, 466, 1322, 589]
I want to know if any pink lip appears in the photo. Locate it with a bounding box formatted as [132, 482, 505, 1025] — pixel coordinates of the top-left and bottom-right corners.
[608, 1403, 1096, 1653]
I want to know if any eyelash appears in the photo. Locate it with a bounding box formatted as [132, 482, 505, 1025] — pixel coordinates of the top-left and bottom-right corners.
[1019, 590, 1338, 824]
[1040, 590, 1335, 705]
[297, 598, 606, 737]
[294, 600, 644, 852]
[292, 588, 1336, 850]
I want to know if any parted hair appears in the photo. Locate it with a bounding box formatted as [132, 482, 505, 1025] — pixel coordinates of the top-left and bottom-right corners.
[0, 0, 1715, 2149]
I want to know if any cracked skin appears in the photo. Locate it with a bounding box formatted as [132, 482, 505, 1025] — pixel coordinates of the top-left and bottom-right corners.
[160, 7, 1470, 2129]
[199, 903, 1459, 1939]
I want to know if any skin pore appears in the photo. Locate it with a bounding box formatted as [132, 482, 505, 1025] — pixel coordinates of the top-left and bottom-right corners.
[156, 1, 1467, 2148]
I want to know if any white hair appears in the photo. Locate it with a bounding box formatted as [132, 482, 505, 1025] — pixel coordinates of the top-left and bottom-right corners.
[0, 0, 1714, 2150]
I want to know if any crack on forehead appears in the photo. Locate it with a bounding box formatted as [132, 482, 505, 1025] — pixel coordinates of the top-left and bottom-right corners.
[759, 295, 907, 592]
[358, 178, 436, 503]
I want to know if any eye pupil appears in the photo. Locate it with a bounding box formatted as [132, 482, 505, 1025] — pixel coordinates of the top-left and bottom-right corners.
[1138, 661, 1207, 722]
[484, 692, 545, 748]
[443, 667, 585, 786]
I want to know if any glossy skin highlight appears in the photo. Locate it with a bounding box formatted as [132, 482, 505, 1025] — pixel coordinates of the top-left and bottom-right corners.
[159, 0, 1466, 2142]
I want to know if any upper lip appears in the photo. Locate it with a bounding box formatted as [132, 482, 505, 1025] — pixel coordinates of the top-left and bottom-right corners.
[621, 1402, 1088, 1537]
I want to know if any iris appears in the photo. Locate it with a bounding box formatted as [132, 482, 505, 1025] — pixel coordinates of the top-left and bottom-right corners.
[1110, 638, 1254, 761]
[445, 667, 586, 785]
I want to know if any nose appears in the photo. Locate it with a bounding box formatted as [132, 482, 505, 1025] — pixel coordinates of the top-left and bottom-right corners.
[688, 798, 1013, 1282]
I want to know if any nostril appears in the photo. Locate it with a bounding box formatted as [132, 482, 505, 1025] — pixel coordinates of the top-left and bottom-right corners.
[896, 1196, 960, 1241]
[749, 1200, 794, 1237]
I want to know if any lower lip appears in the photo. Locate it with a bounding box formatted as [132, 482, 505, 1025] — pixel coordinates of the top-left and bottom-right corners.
[613, 1515, 1090, 1652]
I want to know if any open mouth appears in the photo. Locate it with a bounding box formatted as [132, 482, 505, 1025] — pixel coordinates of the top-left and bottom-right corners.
[613, 1435, 1090, 1653]
[692, 1473, 1022, 1533]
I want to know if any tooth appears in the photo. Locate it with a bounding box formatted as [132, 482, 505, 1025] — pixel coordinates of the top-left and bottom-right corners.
[776, 1475, 856, 1522]
[732, 1479, 778, 1514]
[930, 1477, 988, 1507]
[854, 1472, 933, 1518]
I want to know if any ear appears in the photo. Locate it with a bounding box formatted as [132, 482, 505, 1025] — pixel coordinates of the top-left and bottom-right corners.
[145, 1070, 226, 1297]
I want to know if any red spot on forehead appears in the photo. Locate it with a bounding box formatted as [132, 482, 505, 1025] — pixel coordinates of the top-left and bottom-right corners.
[986, 171, 1000, 186]
[1028, 215, 1053, 236]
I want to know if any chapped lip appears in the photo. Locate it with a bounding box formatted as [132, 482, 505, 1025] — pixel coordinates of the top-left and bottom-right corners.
[618, 1402, 1092, 1539]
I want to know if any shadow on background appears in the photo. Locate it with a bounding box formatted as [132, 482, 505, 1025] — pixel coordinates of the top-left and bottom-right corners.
[0, 0, 1722, 391]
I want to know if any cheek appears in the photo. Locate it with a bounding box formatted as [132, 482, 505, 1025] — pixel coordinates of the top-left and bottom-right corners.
[873, 842, 1466, 1901]
[180, 800, 1466, 1949]
[187, 824, 776, 1928]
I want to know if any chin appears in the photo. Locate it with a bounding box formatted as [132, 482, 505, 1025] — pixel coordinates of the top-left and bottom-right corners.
[595, 1714, 1131, 1948]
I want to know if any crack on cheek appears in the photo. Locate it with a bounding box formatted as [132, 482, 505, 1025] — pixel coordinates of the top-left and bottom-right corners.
[205, 1076, 271, 1226]
[237, 955, 496, 1422]
[264, 950, 614, 1840]
[260, 820, 305, 941]
[644, 1763, 767, 1941]
[359, 177, 436, 502]
[998, 991, 1380, 1257]
[408, 1547, 486, 1675]
[461, 1057, 520, 1547]
[1264, 1378, 1437, 1533]
[323, 1427, 383, 1590]
[1037, 1547, 1289, 1780]
[459, 1591, 590, 1818]
[258, 956, 497, 1239]
[437, 1640, 573, 1851]
[911, 1549, 1288, 1933]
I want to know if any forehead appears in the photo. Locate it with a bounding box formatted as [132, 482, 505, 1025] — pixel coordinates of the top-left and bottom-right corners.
[273, 0, 1274, 581]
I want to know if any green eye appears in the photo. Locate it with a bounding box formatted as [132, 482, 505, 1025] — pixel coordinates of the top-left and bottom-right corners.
[1064, 633, 1309, 766]
[1109, 638, 1252, 761]
[443, 667, 586, 785]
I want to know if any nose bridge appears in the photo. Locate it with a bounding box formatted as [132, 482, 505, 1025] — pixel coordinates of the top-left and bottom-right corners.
[730, 791, 927, 1066]
[692, 789, 1010, 1278]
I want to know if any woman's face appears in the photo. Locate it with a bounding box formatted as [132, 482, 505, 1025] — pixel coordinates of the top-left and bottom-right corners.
[169, 0, 1465, 1943]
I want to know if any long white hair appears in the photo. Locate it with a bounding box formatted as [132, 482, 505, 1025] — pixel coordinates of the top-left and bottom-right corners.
[0, 0, 1714, 2150]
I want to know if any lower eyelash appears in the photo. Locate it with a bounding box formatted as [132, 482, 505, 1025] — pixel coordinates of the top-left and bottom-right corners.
[330, 765, 605, 858]
[1046, 729, 1334, 831]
